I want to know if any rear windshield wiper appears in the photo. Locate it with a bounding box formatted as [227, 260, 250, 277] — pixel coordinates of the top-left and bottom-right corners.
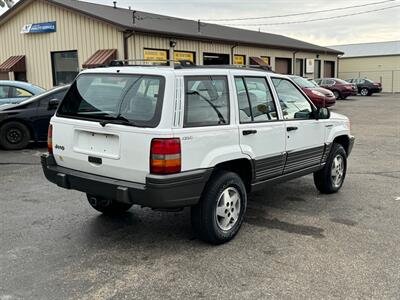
[99, 115, 142, 127]
[187, 91, 226, 124]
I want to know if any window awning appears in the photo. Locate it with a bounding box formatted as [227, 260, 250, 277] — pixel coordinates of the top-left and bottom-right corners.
[82, 49, 117, 68]
[249, 57, 271, 71]
[0, 55, 26, 72]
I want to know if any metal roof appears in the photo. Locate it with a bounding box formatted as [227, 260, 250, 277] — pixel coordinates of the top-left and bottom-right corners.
[0, 55, 25, 72]
[0, 0, 342, 55]
[82, 49, 117, 68]
[329, 41, 400, 58]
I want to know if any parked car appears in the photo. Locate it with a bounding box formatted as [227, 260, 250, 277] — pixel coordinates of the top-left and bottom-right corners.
[314, 78, 357, 100]
[345, 78, 382, 96]
[41, 65, 354, 245]
[289, 75, 336, 108]
[0, 85, 69, 150]
[0, 80, 45, 106]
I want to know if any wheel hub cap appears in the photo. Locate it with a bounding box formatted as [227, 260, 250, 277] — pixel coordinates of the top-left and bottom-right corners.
[331, 154, 344, 188]
[6, 128, 22, 144]
[215, 187, 241, 231]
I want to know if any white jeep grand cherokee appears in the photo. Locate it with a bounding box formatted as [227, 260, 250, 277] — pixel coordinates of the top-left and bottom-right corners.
[42, 64, 354, 244]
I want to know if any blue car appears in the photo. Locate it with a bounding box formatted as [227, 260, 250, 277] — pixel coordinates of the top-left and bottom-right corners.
[0, 85, 69, 150]
[0, 80, 45, 106]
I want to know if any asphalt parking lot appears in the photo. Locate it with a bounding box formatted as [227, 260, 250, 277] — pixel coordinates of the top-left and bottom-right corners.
[1, 94, 399, 299]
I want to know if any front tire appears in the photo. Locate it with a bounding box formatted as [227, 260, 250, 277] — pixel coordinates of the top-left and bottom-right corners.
[87, 194, 133, 215]
[333, 90, 341, 100]
[191, 171, 247, 244]
[0, 121, 30, 150]
[314, 143, 347, 194]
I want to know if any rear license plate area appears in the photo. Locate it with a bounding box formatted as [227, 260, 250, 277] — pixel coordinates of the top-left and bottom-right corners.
[73, 130, 120, 159]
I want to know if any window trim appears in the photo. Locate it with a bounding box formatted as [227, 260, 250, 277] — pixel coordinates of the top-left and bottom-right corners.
[56, 73, 166, 128]
[234, 75, 280, 124]
[271, 76, 317, 121]
[51, 50, 79, 87]
[183, 75, 230, 128]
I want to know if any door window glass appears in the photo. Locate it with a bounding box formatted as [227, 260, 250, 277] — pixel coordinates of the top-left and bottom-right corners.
[0, 86, 10, 99]
[272, 78, 313, 120]
[235, 77, 278, 123]
[184, 76, 229, 127]
[15, 88, 33, 97]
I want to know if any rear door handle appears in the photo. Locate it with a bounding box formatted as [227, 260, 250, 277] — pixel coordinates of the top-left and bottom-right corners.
[243, 130, 257, 135]
[286, 126, 298, 132]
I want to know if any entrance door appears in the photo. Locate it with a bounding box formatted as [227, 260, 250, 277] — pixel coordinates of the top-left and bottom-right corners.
[271, 77, 326, 174]
[203, 53, 230, 65]
[324, 61, 335, 77]
[275, 58, 292, 74]
[295, 59, 304, 76]
[234, 75, 286, 181]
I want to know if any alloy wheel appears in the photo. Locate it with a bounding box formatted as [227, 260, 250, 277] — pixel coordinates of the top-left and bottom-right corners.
[331, 154, 344, 188]
[215, 187, 241, 231]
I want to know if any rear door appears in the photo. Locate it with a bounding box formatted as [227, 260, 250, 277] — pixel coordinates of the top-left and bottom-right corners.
[235, 75, 286, 181]
[271, 77, 326, 174]
[52, 73, 171, 183]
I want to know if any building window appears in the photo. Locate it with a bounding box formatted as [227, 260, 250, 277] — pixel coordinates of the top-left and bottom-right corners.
[174, 51, 196, 64]
[261, 56, 270, 65]
[233, 55, 246, 65]
[51, 50, 79, 86]
[203, 53, 230, 65]
[144, 48, 169, 65]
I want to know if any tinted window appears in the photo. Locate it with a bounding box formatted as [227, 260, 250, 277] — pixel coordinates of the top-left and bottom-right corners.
[335, 79, 349, 84]
[184, 76, 229, 127]
[58, 74, 165, 127]
[272, 78, 313, 120]
[0, 86, 10, 99]
[235, 77, 278, 123]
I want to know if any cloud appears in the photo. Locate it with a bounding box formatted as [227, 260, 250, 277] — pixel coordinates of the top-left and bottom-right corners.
[1, 0, 399, 45]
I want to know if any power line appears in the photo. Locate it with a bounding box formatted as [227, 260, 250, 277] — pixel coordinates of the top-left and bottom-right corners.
[218, 4, 400, 26]
[202, 0, 397, 21]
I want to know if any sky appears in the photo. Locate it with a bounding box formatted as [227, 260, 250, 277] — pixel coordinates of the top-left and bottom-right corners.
[1, 0, 399, 46]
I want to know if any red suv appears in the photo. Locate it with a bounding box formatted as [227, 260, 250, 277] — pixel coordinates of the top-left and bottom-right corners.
[290, 76, 336, 108]
[315, 78, 357, 100]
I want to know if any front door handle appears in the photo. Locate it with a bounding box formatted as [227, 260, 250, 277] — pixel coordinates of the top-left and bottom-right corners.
[243, 130, 257, 135]
[286, 126, 298, 132]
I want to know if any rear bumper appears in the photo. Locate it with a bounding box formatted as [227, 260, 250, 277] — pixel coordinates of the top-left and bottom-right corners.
[41, 154, 212, 208]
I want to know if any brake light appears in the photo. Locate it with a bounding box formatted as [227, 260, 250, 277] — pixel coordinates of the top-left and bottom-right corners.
[150, 138, 181, 174]
[47, 124, 53, 154]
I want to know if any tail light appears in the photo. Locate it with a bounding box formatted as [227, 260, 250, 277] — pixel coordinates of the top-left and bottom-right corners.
[47, 124, 53, 154]
[150, 138, 181, 174]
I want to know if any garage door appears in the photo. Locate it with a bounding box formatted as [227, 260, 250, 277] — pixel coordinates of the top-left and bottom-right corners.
[324, 61, 335, 77]
[275, 58, 292, 74]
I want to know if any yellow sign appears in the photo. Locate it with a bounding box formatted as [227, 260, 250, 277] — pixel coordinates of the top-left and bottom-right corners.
[234, 55, 245, 65]
[143, 49, 168, 64]
[261, 56, 270, 65]
[174, 51, 195, 63]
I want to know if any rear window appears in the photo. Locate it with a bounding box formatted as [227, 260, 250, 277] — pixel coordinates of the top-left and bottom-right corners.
[57, 74, 165, 127]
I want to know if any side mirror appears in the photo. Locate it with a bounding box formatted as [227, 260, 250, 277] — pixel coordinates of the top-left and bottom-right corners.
[316, 107, 330, 119]
[48, 98, 60, 110]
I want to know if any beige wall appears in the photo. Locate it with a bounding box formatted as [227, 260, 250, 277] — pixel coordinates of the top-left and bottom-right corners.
[127, 33, 338, 79]
[338, 56, 400, 93]
[0, 0, 124, 89]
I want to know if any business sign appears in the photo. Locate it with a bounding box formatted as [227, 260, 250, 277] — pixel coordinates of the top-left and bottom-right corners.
[143, 49, 168, 64]
[261, 56, 270, 65]
[174, 51, 195, 63]
[306, 59, 314, 73]
[234, 55, 245, 65]
[21, 21, 56, 34]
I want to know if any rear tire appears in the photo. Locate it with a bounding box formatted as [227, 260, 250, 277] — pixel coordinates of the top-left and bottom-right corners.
[360, 88, 370, 96]
[87, 194, 133, 215]
[191, 171, 247, 244]
[314, 143, 347, 194]
[0, 121, 30, 150]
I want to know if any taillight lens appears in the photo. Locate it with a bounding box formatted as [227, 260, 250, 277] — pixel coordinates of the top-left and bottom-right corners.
[47, 124, 53, 154]
[150, 138, 181, 174]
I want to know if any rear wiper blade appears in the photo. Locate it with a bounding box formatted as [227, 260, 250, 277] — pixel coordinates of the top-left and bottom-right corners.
[99, 116, 138, 127]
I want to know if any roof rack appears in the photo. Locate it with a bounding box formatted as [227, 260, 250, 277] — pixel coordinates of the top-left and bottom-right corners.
[108, 59, 273, 72]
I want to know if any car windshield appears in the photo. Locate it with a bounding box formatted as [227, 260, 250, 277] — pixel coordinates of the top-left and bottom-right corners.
[291, 76, 316, 88]
[365, 79, 374, 83]
[57, 74, 165, 127]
